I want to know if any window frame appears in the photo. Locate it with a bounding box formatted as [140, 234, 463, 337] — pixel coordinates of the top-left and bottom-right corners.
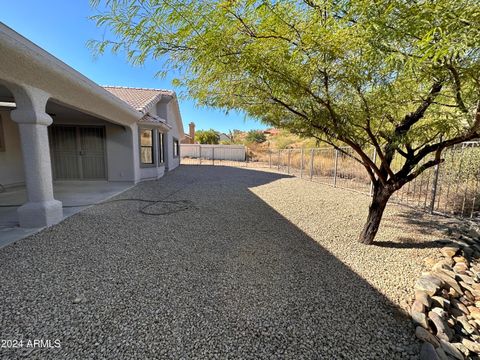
[173, 137, 180, 158]
[158, 132, 165, 164]
[139, 128, 155, 167]
[0, 115, 5, 152]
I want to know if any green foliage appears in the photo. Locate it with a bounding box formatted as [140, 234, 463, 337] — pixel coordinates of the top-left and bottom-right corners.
[90, 0, 479, 151]
[90, 0, 480, 242]
[245, 130, 266, 144]
[195, 129, 220, 144]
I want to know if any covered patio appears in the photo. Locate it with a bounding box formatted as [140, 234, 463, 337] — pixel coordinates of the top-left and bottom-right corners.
[0, 181, 133, 247]
[0, 23, 142, 234]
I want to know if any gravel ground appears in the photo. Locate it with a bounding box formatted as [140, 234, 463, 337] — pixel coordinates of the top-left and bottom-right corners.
[0, 165, 455, 359]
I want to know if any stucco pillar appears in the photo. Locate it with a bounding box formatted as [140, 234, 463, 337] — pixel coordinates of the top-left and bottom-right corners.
[10, 85, 63, 228]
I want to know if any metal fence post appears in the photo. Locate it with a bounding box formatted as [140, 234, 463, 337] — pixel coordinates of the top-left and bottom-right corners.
[429, 162, 441, 214]
[310, 149, 314, 180]
[333, 149, 339, 187]
[300, 148, 304, 178]
[199, 145, 202, 165]
[287, 149, 291, 174]
[269, 149, 272, 168]
[369, 148, 377, 196]
[277, 150, 281, 171]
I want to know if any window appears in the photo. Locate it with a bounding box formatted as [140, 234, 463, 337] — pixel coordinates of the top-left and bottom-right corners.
[158, 132, 165, 163]
[140, 129, 154, 165]
[173, 138, 179, 158]
[0, 115, 4, 152]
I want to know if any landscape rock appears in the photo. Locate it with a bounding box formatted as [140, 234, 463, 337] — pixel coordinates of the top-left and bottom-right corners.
[441, 246, 460, 258]
[468, 228, 480, 240]
[468, 307, 480, 320]
[457, 316, 476, 335]
[452, 299, 470, 315]
[416, 326, 440, 347]
[439, 339, 464, 360]
[434, 271, 463, 295]
[416, 290, 433, 307]
[454, 262, 468, 274]
[408, 229, 480, 360]
[431, 307, 447, 318]
[72, 294, 86, 304]
[453, 256, 469, 265]
[412, 310, 429, 329]
[461, 338, 480, 354]
[428, 311, 453, 341]
[412, 299, 426, 314]
[456, 274, 474, 285]
[453, 342, 470, 357]
[463, 290, 475, 302]
[435, 346, 450, 360]
[431, 296, 450, 310]
[420, 342, 440, 360]
[416, 275, 444, 296]
[434, 260, 455, 272]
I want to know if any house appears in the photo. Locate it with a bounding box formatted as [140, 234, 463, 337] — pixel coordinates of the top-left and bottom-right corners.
[0, 23, 184, 229]
[181, 122, 195, 144]
[218, 132, 231, 142]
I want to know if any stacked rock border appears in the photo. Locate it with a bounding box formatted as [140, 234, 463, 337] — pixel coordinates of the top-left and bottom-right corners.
[408, 225, 480, 359]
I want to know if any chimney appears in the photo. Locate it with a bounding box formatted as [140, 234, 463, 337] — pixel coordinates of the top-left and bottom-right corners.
[189, 122, 195, 144]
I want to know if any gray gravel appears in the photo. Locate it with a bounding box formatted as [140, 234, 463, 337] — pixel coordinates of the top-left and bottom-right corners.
[0, 165, 453, 359]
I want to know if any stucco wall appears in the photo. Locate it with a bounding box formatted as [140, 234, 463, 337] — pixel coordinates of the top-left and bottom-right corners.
[139, 165, 165, 181]
[164, 101, 181, 171]
[0, 111, 24, 186]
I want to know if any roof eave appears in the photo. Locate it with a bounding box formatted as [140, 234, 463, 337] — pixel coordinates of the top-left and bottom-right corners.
[0, 23, 141, 126]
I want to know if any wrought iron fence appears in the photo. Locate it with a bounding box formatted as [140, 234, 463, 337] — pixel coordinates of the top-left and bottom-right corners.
[181, 142, 480, 221]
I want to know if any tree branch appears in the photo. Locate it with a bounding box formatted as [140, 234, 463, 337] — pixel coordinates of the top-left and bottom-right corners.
[446, 64, 468, 114]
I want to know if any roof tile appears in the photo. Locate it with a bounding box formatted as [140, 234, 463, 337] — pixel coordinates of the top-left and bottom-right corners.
[103, 86, 174, 113]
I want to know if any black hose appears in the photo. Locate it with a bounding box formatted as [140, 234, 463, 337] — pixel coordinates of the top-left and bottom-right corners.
[0, 198, 195, 215]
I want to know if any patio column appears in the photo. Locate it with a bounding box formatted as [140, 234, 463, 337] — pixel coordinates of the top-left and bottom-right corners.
[10, 85, 63, 228]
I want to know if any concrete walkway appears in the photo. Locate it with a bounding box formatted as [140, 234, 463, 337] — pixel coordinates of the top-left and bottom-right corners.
[0, 166, 420, 359]
[0, 181, 133, 248]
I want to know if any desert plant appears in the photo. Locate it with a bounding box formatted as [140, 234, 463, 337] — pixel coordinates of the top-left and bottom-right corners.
[195, 129, 220, 144]
[245, 130, 266, 144]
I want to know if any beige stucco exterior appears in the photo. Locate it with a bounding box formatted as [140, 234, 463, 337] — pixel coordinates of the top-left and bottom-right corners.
[0, 22, 185, 228]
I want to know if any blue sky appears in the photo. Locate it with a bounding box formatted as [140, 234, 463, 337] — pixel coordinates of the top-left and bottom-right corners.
[0, 1, 267, 133]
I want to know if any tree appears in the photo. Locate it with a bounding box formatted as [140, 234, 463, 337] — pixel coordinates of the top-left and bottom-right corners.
[195, 129, 220, 144]
[90, 0, 480, 244]
[245, 130, 267, 144]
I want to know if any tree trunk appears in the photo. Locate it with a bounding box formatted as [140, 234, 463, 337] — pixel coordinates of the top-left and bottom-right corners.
[358, 185, 392, 245]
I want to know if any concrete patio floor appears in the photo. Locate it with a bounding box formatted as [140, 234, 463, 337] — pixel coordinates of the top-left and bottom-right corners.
[0, 181, 134, 248]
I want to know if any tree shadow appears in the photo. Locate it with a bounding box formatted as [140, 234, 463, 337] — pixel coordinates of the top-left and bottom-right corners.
[373, 237, 446, 249]
[395, 208, 464, 236]
[0, 165, 418, 359]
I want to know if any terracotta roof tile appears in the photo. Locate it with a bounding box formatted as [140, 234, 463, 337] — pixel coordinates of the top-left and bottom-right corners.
[103, 86, 174, 113]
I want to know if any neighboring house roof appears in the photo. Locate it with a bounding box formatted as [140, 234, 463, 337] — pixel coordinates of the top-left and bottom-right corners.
[103, 86, 174, 114]
[219, 133, 231, 141]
